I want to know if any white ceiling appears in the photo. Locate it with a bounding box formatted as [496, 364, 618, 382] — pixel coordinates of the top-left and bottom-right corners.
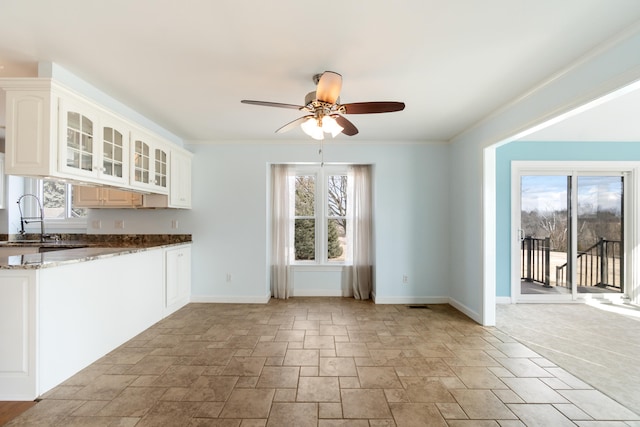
[1, 1, 640, 143]
[518, 82, 640, 142]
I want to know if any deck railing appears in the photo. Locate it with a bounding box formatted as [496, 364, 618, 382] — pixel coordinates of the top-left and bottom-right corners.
[555, 238, 623, 291]
[521, 236, 551, 287]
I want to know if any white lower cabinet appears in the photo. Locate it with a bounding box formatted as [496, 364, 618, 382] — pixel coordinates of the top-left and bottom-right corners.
[165, 244, 191, 316]
[0, 243, 192, 400]
[0, 272, 37, 400]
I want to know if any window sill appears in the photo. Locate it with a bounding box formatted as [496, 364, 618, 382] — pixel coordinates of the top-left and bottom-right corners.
[291, 264, 350, 272]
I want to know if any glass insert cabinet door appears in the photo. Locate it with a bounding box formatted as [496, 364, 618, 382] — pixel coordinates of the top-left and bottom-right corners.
[133, 139, 150, 185]
[517, 173, 624, 298]
[102, 126, 124, 179]
[66, 111, 94, 172]
[154, 148, 167, 188]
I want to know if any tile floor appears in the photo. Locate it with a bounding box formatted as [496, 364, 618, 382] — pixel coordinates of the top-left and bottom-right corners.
[7, 298, 640, 426]
[496, 302, 640, 417]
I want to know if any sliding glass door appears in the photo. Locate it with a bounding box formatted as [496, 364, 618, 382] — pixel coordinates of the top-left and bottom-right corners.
[513, 164, 629, 301]
[575, 176, 624, 294]
[519, 175, 571, 295]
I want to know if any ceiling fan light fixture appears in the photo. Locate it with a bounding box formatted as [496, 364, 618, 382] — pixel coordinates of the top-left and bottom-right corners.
[321, 115, 344, 138]
[241, 70, 404, 139]
[301, 117, 324, 140]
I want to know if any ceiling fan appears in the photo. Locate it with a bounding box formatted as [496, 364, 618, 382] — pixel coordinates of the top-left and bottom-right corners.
[241, 71, 405, 140]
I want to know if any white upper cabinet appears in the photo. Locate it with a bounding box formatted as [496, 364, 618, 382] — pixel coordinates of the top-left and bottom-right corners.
[1, 78, 191, 208]
[153, 144, 169, 193]
[169, 148, 192, 209]
[130, 131, 168, 194]
[58, 96, 100, 179]
[58, 96, 130, 186]
[3, 84, 57, 177]
[98, 114, 129, 185]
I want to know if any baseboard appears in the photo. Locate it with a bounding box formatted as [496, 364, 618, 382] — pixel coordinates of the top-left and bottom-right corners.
[190, 294, 271, 304]
[372, 296, 449, 304]
[496, 296, 512, 304]
[292, 289, 353, 297]
[448, 297, 482, 324]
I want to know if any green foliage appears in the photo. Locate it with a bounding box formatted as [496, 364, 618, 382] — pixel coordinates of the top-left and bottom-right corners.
[294, 174, 345, 261]
[295, 219, 315, 260]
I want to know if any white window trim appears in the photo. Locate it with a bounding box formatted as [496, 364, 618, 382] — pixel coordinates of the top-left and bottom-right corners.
[291, 164, 352, 266]
[510, 160, 639, 304]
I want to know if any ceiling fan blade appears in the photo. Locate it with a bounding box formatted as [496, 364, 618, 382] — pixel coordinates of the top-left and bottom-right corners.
[275, 115, 313, 134]
[315, 71, 342, 104]
[241, 100, 304, 110]
[341, 101, 405, 114]
[334, 115, 359, 136]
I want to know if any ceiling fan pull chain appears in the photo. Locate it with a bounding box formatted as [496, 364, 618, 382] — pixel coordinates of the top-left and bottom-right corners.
[319, 139, 324, 167]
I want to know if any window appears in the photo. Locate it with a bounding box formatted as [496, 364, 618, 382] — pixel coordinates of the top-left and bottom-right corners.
[21, 178, 87, 232]
[42, 180, 87, 220]
[294, 175, 316, 260]
[327, 174, 347, 261]
[292, 166, 350, 264]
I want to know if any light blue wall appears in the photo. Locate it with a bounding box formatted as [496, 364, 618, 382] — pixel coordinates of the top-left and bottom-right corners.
[185, 141, 451, 303]
[449, 26, 640, 324]
[495, 140, 640, 297]
[88, 140, 451, 304]
[447, 139, 484, 318]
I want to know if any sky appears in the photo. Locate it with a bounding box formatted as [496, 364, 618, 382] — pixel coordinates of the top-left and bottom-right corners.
[521, 175, 622, 214]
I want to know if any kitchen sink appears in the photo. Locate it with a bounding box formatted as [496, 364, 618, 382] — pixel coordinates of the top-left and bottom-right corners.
[0, 241, 89, 252]
[38, 245, 88, 253]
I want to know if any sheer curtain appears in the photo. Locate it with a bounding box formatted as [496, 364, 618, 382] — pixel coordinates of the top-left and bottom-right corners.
[271, 164, 292, 299]
[351, 165, 373, 299]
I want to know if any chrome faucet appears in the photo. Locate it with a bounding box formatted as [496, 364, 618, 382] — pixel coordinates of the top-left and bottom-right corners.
[17, 194, 45, 242]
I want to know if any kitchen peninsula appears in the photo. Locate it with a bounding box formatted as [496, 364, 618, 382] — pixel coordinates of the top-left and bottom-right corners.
[0, 234, 192, 401]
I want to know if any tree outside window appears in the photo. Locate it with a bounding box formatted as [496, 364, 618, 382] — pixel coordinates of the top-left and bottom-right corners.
[42, 180, 87, 220]
[293, 168, 348, 263]
[295, 175, 316, 260]
[327, 175, 347, 261]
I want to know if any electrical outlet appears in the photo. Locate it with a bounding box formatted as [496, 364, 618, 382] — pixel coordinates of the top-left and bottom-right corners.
[115, 220, 125, 229]
[226, 273, 232, 282]
[171, 219, 179, 229]
[402, 275, 409, 284]
[91, 220, 102, 229]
